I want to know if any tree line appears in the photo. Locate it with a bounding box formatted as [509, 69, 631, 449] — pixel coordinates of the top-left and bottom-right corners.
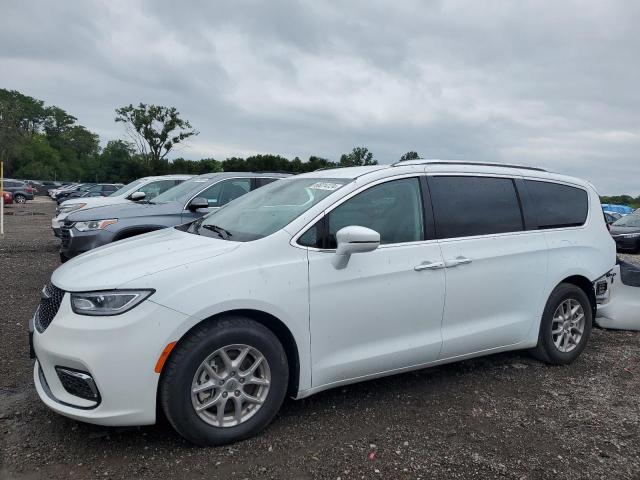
[0, 88, 424, 184]
[3, 88, 635, 207]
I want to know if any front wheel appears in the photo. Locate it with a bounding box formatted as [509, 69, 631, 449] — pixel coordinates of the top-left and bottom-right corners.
[160, 316, 289, 446]
[531, 283, 592, 365]
[14, 194, 26, 204]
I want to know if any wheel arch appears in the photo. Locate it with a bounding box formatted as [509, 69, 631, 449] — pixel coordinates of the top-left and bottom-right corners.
[559, 275, 596, 319]
[161, 308, 300, 398]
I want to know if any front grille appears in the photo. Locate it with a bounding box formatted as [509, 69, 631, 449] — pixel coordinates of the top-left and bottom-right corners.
[56, 367, 100, 402]
[60, 222, 72, 249]
[35, 283, 65, 333]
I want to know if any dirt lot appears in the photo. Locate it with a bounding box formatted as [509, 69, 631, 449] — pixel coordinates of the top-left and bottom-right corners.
[1, 199, 639, 480]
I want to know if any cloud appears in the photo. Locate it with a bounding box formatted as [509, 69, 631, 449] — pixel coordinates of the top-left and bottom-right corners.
[1, 0, 639, 194]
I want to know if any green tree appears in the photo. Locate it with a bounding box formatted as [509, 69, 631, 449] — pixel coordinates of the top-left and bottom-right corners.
[305, 155, 337, 172]
[399, 151, 421, 161]
[13, 135, 62, 180]
[0, 89, 48, 175]
[339, 147, 377, 167]
[115, 103, 198, 165]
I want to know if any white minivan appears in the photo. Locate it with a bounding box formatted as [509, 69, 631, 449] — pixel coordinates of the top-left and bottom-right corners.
[31, 161, 616, 445]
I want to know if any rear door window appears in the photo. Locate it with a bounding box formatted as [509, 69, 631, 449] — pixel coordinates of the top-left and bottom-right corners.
[139, 180, 179, 199]
[198, 178, 251, 207]
[524, 180, 588, 229]
[429, 176, 524, 239]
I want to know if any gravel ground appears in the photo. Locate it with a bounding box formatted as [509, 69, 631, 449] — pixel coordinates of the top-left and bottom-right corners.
[1, 199, 639, 480]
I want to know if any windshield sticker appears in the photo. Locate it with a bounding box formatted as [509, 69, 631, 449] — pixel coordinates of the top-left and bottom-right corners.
[309, 182, 341, 191]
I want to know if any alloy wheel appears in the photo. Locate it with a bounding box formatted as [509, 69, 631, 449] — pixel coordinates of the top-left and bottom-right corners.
[191, 344, 271, 427]
[551, 299, 585, 353]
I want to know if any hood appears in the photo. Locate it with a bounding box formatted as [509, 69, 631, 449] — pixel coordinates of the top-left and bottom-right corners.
[60, 196, 130, 209]
[67, 201, 182, 222]
[610, 225, 640, 236]
[51, 227, 239, 291]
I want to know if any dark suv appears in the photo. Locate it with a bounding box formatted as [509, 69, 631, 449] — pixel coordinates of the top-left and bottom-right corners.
[60, 172, 289, 260]
[3, 179, 34, 203]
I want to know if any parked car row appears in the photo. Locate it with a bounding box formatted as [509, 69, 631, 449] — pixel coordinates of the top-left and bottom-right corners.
[55, 172, 286, 260]
[52, 175, 192, 236]
[33, 161, 616, 446]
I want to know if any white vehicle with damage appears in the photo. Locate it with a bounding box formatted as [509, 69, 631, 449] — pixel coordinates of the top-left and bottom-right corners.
[31, 161, 616, 445]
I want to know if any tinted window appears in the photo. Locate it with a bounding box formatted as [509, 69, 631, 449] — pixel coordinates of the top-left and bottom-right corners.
[430, 176, 523, 239]
[525, 180, 588, 229]
[256, 177, 279, 188]
[199, 178, 251, 207]
[138, 180, 179, 200]
[323, 178, 424, 248]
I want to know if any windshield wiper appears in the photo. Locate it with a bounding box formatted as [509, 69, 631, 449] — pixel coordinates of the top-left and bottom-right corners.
[200, 224, 233, 240]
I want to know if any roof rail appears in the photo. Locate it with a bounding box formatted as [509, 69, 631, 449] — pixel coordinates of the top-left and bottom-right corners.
[391, 159, 547, 172]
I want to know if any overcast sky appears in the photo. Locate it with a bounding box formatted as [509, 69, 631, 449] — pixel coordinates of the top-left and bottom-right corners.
[2, 0, 639, 194]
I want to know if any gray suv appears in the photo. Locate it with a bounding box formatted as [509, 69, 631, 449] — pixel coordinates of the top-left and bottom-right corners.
[3, 179, 35, 203]
[60, 172, 289, 260]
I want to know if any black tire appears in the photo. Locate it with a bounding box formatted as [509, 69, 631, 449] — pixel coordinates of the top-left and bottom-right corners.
[14, 194, 26, 204]
[531, 283, 592, 365]
[160, 316, 289, 446]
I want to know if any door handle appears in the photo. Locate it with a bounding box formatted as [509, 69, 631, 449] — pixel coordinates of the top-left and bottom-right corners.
[444, 256, 473, 268]
[414, 261, 445, 271]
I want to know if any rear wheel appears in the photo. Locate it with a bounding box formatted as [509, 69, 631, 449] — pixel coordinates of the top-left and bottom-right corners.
[532, 283, 592, 365]
[14, 194, 26, 204]
[160, 316, 289, 446]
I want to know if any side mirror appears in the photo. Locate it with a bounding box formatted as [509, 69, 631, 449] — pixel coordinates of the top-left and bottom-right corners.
[188, 196, 209, 211]
[129, 191, 146, 201]
[332, 226, 380, 269]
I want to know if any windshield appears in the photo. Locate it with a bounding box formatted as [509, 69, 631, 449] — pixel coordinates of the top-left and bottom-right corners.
[613, 214, 640, 228]
[153, 176, 210, 203]
[109, 179, 144, 197]
[77, 184, 93, 191]
[193, 178, 350, 241]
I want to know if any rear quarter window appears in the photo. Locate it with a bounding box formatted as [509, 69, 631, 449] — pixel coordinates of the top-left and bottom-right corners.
[524, 180, 588, 229]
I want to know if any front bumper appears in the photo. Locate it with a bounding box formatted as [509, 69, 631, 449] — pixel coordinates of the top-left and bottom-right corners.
[33, 293, 188, 426]
[51, 215, 66, 237]
[60, 226, 116, 258]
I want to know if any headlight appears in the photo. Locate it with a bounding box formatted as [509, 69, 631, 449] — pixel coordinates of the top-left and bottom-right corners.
[70, 290, 154, 316]
[59, 203, 86, 214]
[74, 219, 117, 231]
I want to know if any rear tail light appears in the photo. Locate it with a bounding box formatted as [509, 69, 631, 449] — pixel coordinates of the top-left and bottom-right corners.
[26, 186, 33, 193]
